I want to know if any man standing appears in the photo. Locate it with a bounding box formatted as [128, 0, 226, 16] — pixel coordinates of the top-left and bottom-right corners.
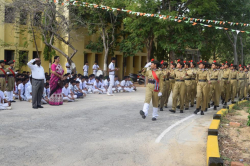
[0, 60, 7, 92]
[83, 62, 89, 76]
[230, 64, 238, 103]
[6, 60, 16, 102]
[92, 61, 100, 76]
[222, 62, 231, 107]
[66, 60, 71, 74]
[108, 57, 118, 96]
[27, 58, 46, 109]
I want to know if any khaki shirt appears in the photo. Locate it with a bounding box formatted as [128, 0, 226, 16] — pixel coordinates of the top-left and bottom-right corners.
[0, 66, 6, 78]
[174, 68, 187, 80]
[196, 69, 210, 81]
[145, 69, 164, 92]
[222, 68, 231, 81]
[169, 68, 175, 79]
[210, 69, 221, 81]
[185, 68, 193, 80]
[231, 70, 238, 80]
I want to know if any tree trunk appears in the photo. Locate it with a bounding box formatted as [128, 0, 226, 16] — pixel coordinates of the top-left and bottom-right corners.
[103, 49, 109, 76]
[233, 35, 238, 65]
[169, 51, 175, 63]
[240, 36, 244, 65]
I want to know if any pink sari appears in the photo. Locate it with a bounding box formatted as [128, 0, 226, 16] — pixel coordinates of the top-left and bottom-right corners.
[49, 64, 64, 105]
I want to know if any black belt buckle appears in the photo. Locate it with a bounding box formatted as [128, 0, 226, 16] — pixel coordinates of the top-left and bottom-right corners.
[199, 80, 207, 82]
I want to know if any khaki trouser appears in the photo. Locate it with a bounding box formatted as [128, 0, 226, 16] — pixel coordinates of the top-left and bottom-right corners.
[210, 81, 220, 106]
[206, 82, 211, 108]
[230, 80, 238, 102]
[238, 80, 245, 99]
[223, 80, 230, 102]
[0, 78, 6, 91]
[145, 83, 159, 108]
[164, 80, 170, 107]
[159, 80, 166, 108]
[172, 81, 186, 110]
[220, 80, 225, 100]
[185, 80, 192, 108]
[196, 82, 208, 111]
[191, 80, 196, 106]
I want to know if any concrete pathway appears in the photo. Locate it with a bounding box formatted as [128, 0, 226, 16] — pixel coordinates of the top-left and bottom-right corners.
[0, 87, 223, 166]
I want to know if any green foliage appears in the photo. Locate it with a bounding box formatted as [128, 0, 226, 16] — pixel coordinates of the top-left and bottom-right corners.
[247, 109, 250, 126]
[86, 38, 104, 53]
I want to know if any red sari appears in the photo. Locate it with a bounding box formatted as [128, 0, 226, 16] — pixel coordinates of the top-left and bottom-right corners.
[49, 64, 64, 105]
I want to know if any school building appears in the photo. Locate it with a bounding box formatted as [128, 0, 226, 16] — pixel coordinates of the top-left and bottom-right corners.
[0, 3, 148, 80]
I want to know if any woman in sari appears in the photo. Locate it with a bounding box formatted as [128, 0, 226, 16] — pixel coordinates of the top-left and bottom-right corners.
[49, 56, 64, 105]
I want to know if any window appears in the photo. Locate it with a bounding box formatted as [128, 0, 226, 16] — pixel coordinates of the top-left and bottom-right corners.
[5, 7, 15, 23]
[20, 10, 27, 25]
[133, 56, 135, 67]
[19, 51, 28, 65]
[95, 54, 99, 64]
[33, 51, 40, 59]
[84, 54, 88, 63]
[115, 56, 118, 67]
[33, 12, 42, 26]
[4, 50, 15, 62]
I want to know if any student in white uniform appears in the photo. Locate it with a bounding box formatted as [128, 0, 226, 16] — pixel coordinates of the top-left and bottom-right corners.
[74, 81, 84, 98]
[66, 60, 71, 74]
[80, 76, 88, 94]
[120, 76, 134, 92]
[18, 77, 29, 101]
[83, 62, 89, 76]
[62, 81, 77, 102]
[128, 80, 137, 91]
[113, 76, 122, 92]
[93, 77, 106, 94]
[25, 80, 32, 102]
[92, 61, 100, 76]
[14, 79, 21, 99]
[0, 86, 11, 110]
[108, 57, 118, 96]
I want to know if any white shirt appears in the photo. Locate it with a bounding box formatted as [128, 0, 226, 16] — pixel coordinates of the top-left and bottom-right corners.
[62, 87, 71, 96]
[0, 90, 5, 103]
[80, 81, 86, 89]
[25, 85, 32, 98]
[27, 59, 46, 83]
[93, 64, 99, 71]
[109, 62, 115, 75]
[120, 80, 128, 87]
[69, 84, 74, 93]
[114, 80, 120, 87]
[18, 83, 25, 95]
[94, 81, 102, 89]
[104, 79, 109, 87]
[66, 62, 71, 73]
[83, 65, 89, 73]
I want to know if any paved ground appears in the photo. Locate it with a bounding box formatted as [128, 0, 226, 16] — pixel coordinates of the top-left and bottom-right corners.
[0, 87, 225, 166]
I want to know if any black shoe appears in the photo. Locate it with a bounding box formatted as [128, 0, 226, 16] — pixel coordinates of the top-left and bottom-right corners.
[10, 100, 16, 102]
[152, 117, 157, 121]
[139, 110, 146, 119]
[214, 106, 217, 110]
[239, 98, 242, 101]
[232, 101, 236, 104]
[211, 102, 214, 106]
[190, 105, 194, 107]
[33, 106, 38, 109]
[208, 104, 210, 108]
[185, 108, 189, 110]
[224, 102, 227, 106]
[194, 101, 196, 104]
[158, 104, 160, 108]
[204, 108, 208, 112]
[194, 109, 200, 114]
[160, 108, 163, 111]
[177, 106, 180, 109]
[180, 110, 184, 113]
[164, 106, 168, 108]
[222, 100, 224, 104]
[169, 109, 176, 113]
[37, 105, 44, 108]
[201, 111, 204, 115]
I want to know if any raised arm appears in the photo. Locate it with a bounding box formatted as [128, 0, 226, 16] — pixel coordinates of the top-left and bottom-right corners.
[27, 59, 36, 70]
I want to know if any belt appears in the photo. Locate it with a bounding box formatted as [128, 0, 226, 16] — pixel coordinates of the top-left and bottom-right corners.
[231, 78, 236, 80]
[0, 75, 5, 78]
[223, 78, 228, 80]
[8, 75, 14, 77]
[192, 78, 196, 80]
[210, 79, 218, 81]
[185, 78, 192, 80]
[169, 77, 174, 79]
[32, 78, 44, 81]
[148, 80, 156, 84]
[175, 80, 184, 82]
[164, 78, 169, 81]
[239, 78, 245, 80]
[199, 80, 207, 82]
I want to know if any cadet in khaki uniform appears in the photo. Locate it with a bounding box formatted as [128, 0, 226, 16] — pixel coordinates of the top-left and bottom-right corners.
[230, 64, 238, 104]
[209, 61, 221, 110]
[163, 62, 170, 108]
[238, 65, 246, 100]
[222, 62, 231, 106]
[168, 62, 176, 96]
[244, 67, 249, 98]
[169, 60, 186, 113]
[190, 61, 197, 107]
[194, 61, 210, 115]
[184, 61, 193, 110]
[205, 62, 211, 111]
[140, 60, 163, 121]
[6, 60, 16, 102]
[220, 64, 225, 103]
[159, 62, 170, 111]
[0, 60, 7, 92]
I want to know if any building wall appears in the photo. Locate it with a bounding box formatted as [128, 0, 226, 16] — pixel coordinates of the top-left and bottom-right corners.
[0, 5, 147, 80]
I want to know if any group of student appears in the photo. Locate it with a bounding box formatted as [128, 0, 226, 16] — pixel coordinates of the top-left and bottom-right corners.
[140, 59, 250, 121]
[61, 73, 137, 102]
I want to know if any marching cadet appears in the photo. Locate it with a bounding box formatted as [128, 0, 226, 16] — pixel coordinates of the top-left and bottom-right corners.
[0, 60, 7, 92]
[190, 61, 197, 107]
[194, 61, 210, 115]
[140, 60, 163, 121]
[166, 61, 176, 107]
[163, 62, 171, 109]
[244, 67, 249, 98]
[238, 65, 246, 101]
[159, 61, 170, 111]
[6, 60, 16, 102]
[169, 60, 186, 113]
[222, 61, 231, 106]
[209, 61, 221, 110]
[230, 64, 238, 104]
[184, 61, 193, 110]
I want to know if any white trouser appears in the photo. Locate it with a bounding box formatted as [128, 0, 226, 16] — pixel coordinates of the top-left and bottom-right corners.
[108, 75, 115, 94]
[124, 87, 134, 92]
[6, 91, 14, 101]
[112, 87, 122, 92]
[26, 96, 32, 101]
[93, 70, 97, 76]
[81, 90, 88, 95]
[142, 103, 159, 118]
[19, 95, 27, 101]
[84, 72, 88, 76]
[0, 103, 9, 110]
[14, 94, 19, 99]
[63, 95, 77, 101]
[41, 99, 47, 104]
[93, 89, 107, 94]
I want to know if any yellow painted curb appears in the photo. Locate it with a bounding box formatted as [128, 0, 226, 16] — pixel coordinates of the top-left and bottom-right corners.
[216, 109, 228, 116]
[228, 104, 235, 110]
[209, 119, 220, 130]
[238, 100, 247, 104]
[207, 135, 220, 166]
